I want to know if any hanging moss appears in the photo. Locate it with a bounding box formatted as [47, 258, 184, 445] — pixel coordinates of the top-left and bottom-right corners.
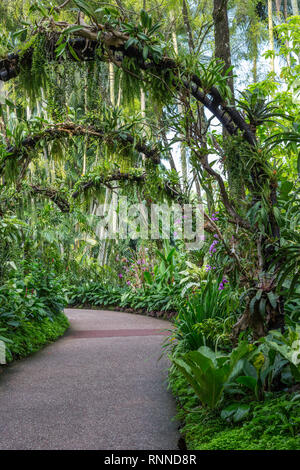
[46, 63, 69, 121]
[221, 135, 251, 199]
[18, 33, 49, 103]
[121, 57, 142, 105]
[146, 67, 176, 110]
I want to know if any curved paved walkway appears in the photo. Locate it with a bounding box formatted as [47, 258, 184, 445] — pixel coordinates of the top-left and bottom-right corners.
[0, 309, 179, 450]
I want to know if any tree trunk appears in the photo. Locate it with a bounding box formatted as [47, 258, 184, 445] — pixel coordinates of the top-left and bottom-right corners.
[282, 0, 291, 66]
[291, 0, 299, 15]
[170, 9, 188, 188]
[140, 88, 146, 163]
[284, 0, 288, 17]
[276, 0, 282, 16]
[213, 0, 234, 100]
[253, 53, 258, 83]
[109, 62, 115, 106]
[268, 0, 275, 73]
[82, 69, 88, 175]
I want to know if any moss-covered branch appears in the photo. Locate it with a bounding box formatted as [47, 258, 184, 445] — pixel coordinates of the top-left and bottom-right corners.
[0, 122, 160, 176]
[30, 185, 70, 213]
[0, 21, 256, 145]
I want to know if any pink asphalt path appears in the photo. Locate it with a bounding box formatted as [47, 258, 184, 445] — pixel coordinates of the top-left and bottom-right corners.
[0, 309, 179, 450]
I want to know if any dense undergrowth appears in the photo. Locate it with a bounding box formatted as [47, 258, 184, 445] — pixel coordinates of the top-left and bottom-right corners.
[169, 367, 300, 450]
[2, 313, 69, 362]
[0, 262, 69, 363]
[67, 282, 179, 318]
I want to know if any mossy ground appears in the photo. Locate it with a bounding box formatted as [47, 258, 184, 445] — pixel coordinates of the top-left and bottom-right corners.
[169, 366, 300, 450]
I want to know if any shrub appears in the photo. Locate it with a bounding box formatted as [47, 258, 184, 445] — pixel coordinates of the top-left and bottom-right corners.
[67, 281, 182, 314]
[0, 262, 69, 363]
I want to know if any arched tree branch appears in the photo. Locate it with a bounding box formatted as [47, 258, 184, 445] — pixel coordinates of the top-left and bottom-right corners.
[30, 185, 70, 212]
[0, 122, 160, 176]
[71, 171, 146, 199]
[0, 21, 256, 145]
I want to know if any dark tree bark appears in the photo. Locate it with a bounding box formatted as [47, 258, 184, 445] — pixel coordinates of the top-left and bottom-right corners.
[213, 0, 234, 101]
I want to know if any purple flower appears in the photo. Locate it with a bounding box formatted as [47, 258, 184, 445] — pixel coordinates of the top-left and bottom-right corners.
[214, 234, 219, 239]
[126, 280, 131, 286]
[219, 278, 228, 290]
[118, 273, 123, 278]
[206, 265, 212, 272]
[209, 240, 219, 255]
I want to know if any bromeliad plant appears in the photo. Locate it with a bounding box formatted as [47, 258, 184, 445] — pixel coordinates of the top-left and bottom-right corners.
[172, 341, 250, 409]
[172, 326, 300, 411]
[225, 326, 300, 401]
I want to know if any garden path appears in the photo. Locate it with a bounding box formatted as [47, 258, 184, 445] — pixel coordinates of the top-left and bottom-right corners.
[0, 308, 179, 450]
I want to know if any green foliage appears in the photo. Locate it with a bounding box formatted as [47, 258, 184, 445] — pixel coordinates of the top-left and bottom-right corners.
[67, 280, 181, 316]
[4, 313, 69, 362]
[168, 367, 300, 450]
[178, 261, 205, 296]
[220, 402, 250, 423]
[67, 282, 125, 307]
[18, 32, 49, 102]
[225, 327, 300, 402]
[271, 244, 300, 296]
[237, 89, 289, 128]
[194, 59, 234, 100]
[260, 326, 300, 382]
[0, 261, 67, 330]
[173, 276, 239, 352]
[120, 284, 181, 314]
[121, 9, 164, 63]
[172, 342, 250, 409]
[0, 214, 27, 281]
